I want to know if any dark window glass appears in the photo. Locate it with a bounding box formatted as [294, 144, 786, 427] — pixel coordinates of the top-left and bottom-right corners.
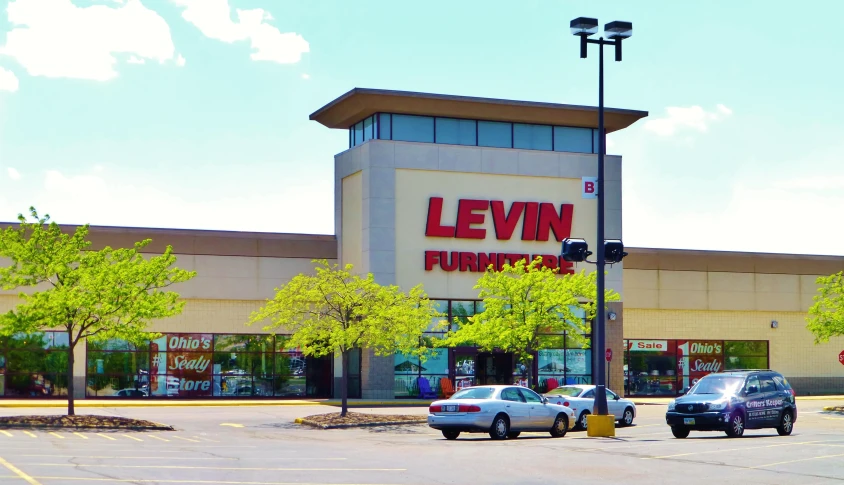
[379, 113, 391, 140]
[354, 121, 364, 146]
[87, 351, 149, 375]
[435, 118, 476, 146]
[513, 123, 552, 150]
[349, 128, 353, 148]
[392, 114, 434, 143]
[478, 121, 512, 148]
[214, 334, 273, 353]
[553, 126, 592, 153]
[725, 356, 768, 370]
[724, 341, 768, 356]
[593, 129, 600, 153]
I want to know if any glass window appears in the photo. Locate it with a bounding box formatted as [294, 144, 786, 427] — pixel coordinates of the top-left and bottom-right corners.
[553, 126, 592, 153]
[349, 128, 353, 148]
[593, 129, 600, 154]
[760, 377, 776, 393]
[501, 387, 524, 402]
[363, 116, 373, 142]
[519, 388, 543, 403]
[513, 123, 552, 150]
[724, 341, 768, 356]
[452, 387, 494, 400]
[372, 115, 379, 140]
[546, 386, 582, 397]
[214, 334, 272, 353]
[478, 121, 512, 148]
[378, 113, 391, 140]
[354, 121, 364, 146]
[582, 389, 595, 398]
[392, 114, 434, 143]
[435, 118, 476, 146]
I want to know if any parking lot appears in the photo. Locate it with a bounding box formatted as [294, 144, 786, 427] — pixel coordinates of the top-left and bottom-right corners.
[0, 399, 842, 485]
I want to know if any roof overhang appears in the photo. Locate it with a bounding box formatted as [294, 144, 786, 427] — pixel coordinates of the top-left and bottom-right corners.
[310, 88, 648, 133]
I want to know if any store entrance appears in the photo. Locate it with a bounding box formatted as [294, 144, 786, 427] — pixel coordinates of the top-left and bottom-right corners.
[475, 352, 513, 385]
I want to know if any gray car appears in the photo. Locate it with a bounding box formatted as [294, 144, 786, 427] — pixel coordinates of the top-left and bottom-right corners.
[427, 385, 576, 440]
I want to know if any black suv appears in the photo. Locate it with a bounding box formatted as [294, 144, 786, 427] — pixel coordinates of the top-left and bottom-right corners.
[665, 370, 796, 438]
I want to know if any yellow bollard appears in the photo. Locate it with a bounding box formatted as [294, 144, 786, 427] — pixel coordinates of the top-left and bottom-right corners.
[586, 414, 616, 437]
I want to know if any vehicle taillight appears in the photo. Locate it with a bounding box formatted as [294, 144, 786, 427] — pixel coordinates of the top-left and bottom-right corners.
[563, 401, 570, 407]
[458, 404, 481, 413]
[790, 389, 796, 397]
[429, 405, 442, 413]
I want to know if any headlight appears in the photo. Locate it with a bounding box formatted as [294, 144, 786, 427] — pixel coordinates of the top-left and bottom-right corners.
[667, 401, 676, 411]
[709, 401, 727, 411]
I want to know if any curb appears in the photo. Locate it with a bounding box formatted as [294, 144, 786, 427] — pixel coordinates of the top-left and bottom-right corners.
[293, 417, 427, 430]
[822, 406, 844, 412]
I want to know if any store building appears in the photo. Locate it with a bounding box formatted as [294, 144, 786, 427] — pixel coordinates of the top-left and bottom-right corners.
[0, 88, 842, 399]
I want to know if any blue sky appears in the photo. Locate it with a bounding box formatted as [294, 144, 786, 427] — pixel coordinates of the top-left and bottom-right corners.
[1, 0, 843, 255]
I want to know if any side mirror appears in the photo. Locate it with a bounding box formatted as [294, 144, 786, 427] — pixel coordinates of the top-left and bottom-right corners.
[747, 385, 759, 395]
[542, 397, 548, 404]
[613, 395, 620, 401]
[680, 387, 690, 395]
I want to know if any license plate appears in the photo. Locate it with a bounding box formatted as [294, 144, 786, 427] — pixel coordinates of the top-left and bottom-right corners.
[683, 418, 695, 425]
[444, 405, 458, 412]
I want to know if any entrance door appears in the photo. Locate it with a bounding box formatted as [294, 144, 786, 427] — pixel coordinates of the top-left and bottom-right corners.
[475, 353, 513, 385]
[305, 355, 333, 398]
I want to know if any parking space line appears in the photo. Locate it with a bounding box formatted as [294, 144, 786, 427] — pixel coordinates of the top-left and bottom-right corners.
[172, 436, 201, 443]
[17, 454, 240, 461]
[0, 431, 12, 437]
[0, 455, 42, 485]
[121, 434, 143, 442]
[18, 478, 406, 484]
[22, 432, 36, 439]
[47, 432, 64, 440]
[28, 464, 406, 471]
[95, 434, 116, 441]
[194, 436, 219, 442]
[72, 433, 88, 440]
[644, 440, 821, 459]
[148, 434, 170, 442]
[750, 452, 844, 469]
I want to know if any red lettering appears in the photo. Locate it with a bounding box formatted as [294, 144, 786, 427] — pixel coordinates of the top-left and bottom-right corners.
[440, 251, 458, 271]
[459, 252, 478, 272]
[455, 199, 488, 239]
[490, 201, 525, 240]
[425, 197, 455, 237]
[584, 181, 595, 194]
[536, 203, 574, 242]
[424, 251, 439, 271]
[498, 253, 506, 270]
[559, 259, 574, 274]
[541, 254, 558, 270]
[478, 253, 496, 272]
[521, 202, 539, 241]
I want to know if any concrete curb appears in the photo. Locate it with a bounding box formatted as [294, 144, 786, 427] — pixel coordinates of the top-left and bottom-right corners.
[822, 406, 844, 412]
[293, 417, 427, 430]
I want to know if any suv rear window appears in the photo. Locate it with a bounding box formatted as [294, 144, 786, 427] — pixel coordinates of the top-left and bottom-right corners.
[773, 375, 792, 390]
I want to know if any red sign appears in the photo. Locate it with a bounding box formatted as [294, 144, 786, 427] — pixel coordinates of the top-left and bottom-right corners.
[839, 350, 844, 365]
[425, 197, 573, 241]
[606, 348, 613, 362]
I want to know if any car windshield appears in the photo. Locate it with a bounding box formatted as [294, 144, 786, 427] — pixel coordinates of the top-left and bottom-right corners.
[689, 376, 744, 395]
[451, 387, 495, 400]
[546, 386, 583, 397]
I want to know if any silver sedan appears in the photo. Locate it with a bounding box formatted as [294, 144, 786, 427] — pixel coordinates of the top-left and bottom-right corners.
[427, 385, 576, 440]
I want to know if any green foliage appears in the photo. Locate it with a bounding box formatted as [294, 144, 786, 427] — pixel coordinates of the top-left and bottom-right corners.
[0, 208, 195, 411]
[807, 271, 844, 344]
[440, 257, 618, 382]
[249, 259, 440, 359]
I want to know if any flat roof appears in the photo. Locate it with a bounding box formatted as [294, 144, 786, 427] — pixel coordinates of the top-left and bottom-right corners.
[310, 88, 649, 133]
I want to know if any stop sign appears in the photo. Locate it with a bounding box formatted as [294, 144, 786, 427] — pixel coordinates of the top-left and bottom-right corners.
[839, 350, 844, 365]
[606, 348, 613, 362]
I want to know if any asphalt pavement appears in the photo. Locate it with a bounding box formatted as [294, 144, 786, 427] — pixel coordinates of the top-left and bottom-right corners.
[0, 400, 842, 484]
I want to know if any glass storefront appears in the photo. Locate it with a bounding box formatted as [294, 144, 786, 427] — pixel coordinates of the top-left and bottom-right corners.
[0, 332, 70, 397]
[86, 333, 333, 398]
[624, 339, 769, 397]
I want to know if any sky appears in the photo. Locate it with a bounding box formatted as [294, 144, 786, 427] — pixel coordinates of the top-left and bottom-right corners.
[0, 0, 843, 256]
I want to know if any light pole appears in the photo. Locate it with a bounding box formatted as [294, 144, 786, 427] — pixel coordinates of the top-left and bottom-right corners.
[570, 17, 632, 418]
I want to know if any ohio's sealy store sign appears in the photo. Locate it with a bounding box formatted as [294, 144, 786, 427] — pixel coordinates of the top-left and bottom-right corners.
[423, 196, 577, 274]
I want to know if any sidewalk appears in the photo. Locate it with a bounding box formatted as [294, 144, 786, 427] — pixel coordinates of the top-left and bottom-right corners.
[0, 395, 841, 408]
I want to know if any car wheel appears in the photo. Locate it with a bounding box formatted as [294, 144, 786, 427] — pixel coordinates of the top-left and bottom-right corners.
[507, 432, 521, 439]
[550, 414, 569, 438]
[489, 414, 509, 440]
[725, 412, 745, 438]
[671, 426, 690, 439]
[576, 411, 590, 431]
[621, 407, 634, 427]
[777, 410, 794, 436]
[442, 430, 460, 440]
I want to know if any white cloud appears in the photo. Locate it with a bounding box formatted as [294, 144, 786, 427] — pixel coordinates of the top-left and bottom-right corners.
[126, 55, 145, 65]
[176, 54, 186, 67]
[301, 73, 310, 80]
[6, 168, 22, 180]
[643, 104, 733, 137]
[0, 67, 19, 92]
[0, 0, 177, 82]
[173, 0, 309, 64]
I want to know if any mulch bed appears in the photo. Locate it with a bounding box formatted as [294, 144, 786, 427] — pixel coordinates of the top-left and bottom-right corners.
[295, 412, 426, 429]
[0, 415, 174, 431]
[823, 406, 844, 413]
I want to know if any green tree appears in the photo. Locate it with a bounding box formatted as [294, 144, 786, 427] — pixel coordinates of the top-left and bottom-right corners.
[807, 272, 844, 343]
[0, 208, 196, 414]
[249, 259, 440, 416]
[440, 257, 618, 388]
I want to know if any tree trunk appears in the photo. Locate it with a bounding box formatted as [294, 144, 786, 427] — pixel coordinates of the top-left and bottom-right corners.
[340, 349, 349, 417]
[66, 328, 75, 416]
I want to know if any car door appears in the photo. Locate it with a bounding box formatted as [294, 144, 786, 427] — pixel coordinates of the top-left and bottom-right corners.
[519, 388, 554, 429]
[743, 375, 767, 428]
[499, 387, 530, 429]
[606, 389, 624, 418]
[758, 375, 780, 426]
[580, 388, 596, 414]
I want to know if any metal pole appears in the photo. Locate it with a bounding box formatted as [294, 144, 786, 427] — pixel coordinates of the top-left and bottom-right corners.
[593, 37, 609, 417]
